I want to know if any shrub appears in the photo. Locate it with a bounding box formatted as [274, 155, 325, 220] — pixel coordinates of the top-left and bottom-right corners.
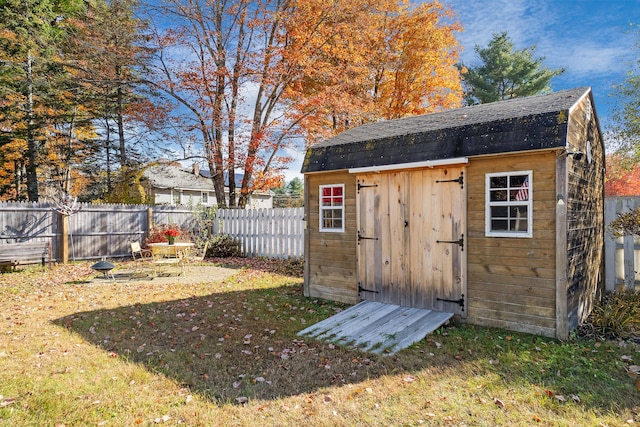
[207, 234, 243, 258]
[587, 290, 640, 340]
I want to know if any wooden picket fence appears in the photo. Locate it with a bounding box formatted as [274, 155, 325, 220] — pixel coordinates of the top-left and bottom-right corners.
[0, 202, 303, 261]
[604, 196, 640, 291]
[212, 208, 304, 258]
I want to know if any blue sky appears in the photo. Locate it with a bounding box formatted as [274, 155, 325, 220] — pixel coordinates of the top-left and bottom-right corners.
[284, 0, 638, 180]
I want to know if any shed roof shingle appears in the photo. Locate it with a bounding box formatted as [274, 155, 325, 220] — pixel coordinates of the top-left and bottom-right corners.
[302, 87, 591, 173]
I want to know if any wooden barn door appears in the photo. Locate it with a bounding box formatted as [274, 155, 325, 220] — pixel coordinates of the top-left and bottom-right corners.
[356, 167, 466, 316]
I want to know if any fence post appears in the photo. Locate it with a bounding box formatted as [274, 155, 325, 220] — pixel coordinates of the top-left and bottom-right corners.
[60, 214, 69, 264]
[147, 207, 153, 234]
[604, 199, 617, 291]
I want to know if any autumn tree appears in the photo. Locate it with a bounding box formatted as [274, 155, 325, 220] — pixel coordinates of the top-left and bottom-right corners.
[610, 25, 640, 163]
[275, 1, 462, 145]
[144, 0, 463, 208]
[65, 0, 171, 200]
[605, 154, 640, 196]
[0, 0, 87, 200]
[461, 31, 564, 105]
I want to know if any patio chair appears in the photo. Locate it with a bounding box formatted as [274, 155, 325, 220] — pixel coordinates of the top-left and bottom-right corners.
[130, 241, 152, 260]
[130, 241, 153, 277]
[184, 241, 209, 270]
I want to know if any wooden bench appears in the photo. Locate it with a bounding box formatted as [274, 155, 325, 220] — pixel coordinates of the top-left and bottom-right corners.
[0, 241, 52, 272]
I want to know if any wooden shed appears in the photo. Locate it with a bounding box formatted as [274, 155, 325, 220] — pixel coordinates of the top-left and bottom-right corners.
[301, 87, 604, 339]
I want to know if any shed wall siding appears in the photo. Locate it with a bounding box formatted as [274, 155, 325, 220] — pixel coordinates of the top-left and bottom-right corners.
[466, 151, 558, 337]
[565, 95, 605, 329]
[305, 171, 358, 303]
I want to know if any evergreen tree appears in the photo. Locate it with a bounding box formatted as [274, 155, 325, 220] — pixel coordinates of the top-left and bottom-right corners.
[462, 32, 564, 105]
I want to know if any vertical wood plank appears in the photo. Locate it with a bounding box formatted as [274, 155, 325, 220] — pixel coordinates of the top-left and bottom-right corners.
[556, 154, 569, 340]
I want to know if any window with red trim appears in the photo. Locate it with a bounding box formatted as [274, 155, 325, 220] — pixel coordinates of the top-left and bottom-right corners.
[319, 184, 344, 232]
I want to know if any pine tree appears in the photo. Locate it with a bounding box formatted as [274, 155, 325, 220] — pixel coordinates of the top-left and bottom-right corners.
[461, 32, 564, 105]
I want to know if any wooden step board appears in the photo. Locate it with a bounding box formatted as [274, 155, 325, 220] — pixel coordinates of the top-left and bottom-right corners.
[298, 301, 453, 355]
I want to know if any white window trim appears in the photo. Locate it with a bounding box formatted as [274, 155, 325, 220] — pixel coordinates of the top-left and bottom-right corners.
[485, 170, 533, 238]
[201, 192, 209, 205]
[172, 189, 182, 206]
[319, 184, 345, 233]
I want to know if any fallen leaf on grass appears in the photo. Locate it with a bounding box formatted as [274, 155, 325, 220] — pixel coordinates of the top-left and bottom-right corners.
[621, 355, 633, 362]
[493, 398, 505, 409]
[403, 375, 416, 383]
[236, 396, 248, 405]
[0, 397, 16, 407]
[555, 395, 567, 402]
[532, 415, 541, 422]
[152, 415, 171, 423]
[571, 395, 580, 403]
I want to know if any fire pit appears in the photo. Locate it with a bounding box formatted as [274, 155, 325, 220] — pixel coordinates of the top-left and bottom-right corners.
[91, 260, 115, 280]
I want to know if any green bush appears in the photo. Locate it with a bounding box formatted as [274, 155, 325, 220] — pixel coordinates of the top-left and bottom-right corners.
[207, 234, 243, 258]
[588, 290, 640, 340]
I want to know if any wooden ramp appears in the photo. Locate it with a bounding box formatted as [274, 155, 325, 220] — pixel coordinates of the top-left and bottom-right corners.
[298, 301, 453, 355]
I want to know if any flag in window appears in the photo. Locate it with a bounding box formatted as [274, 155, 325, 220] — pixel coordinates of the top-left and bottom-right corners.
[515, 177, 528, 201]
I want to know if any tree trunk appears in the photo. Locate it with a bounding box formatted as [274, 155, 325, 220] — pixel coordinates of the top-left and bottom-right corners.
[116, 66, 127, 166]
[25, 51, 39, 201]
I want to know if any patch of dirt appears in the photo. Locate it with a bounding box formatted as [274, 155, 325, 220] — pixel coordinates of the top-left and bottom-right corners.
[89, 262, 239, 286]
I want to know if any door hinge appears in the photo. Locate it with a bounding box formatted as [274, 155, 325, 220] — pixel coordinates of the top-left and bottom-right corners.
[435, 172, 464, 189]
[357, 231, 378, 242]
[357, 182, 378, 193]
[358, 283, 379, 295]
[436, 233, 464, 251]
[437, 294, 465, 311]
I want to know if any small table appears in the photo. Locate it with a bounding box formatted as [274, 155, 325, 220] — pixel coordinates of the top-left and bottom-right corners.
[148, 242, 194, 276]
[148, 242, 194, 257]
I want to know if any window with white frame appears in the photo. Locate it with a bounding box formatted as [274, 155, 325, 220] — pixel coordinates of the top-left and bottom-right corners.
[201, 192, 209, 205]
[319, 184, 344, 232]
[172, 190, 181, 205]
[485, 171, 532, 238]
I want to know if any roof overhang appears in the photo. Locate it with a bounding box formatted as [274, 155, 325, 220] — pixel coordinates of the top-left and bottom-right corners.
[348, 157, 469, 174]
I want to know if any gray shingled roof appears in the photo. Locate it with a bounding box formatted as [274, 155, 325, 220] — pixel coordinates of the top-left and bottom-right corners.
[302, 87, 591, 173]
[144, 165, 215, 191]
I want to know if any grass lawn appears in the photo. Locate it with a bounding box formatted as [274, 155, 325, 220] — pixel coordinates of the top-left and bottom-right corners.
[0, 259, 638, 426]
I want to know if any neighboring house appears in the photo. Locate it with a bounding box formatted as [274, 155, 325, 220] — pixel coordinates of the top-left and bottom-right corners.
[301, 87, 604, 340]
[143, 164, 273, 209]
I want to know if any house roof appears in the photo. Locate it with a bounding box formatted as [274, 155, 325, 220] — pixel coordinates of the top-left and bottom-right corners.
[144, 165, 216, 192]
[143, 165, 273, 196]
[302, 87, 592, 173]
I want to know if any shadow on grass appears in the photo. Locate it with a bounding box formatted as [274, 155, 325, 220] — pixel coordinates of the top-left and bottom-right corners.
[51, 281, 638, 412]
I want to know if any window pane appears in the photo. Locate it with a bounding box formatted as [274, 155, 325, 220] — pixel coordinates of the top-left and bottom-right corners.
[332, 187, 343, 196]
[491, 206, 508, 218]
[322, 187, 332, 196]
[490, 190, 507, 202]
[509, 175, 528, 187]
[322, 197, 332, 206]
[510, 206, 528, 218]
[491, 219, 508, 230]
[490, 176, 507, 189]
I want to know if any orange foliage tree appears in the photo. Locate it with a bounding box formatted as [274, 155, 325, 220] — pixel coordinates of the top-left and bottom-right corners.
[605, 155, 640, 196]
[144, 0, 463, 208]
[284, 0, 464, 144]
